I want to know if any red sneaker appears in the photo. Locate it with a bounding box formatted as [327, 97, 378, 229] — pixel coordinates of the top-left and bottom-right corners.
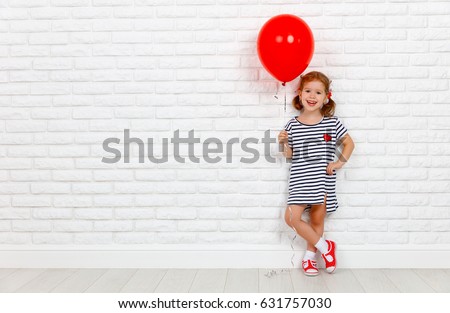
[302, 259, 319, 276]
[321, 240, 336, 273]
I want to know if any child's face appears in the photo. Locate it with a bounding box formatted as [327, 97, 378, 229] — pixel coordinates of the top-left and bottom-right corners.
[299, 80, 327, 113]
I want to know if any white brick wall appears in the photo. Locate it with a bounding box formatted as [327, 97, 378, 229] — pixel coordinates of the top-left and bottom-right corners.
[1, 0, 450, 267]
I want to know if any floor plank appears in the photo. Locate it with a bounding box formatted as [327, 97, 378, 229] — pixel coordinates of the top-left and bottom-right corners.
[189, 269, 227, 293]
[290, 268, 330, 293]
[2, 268, 449, 293]
[382, 269, 434, 293]
[224, 269, 258, 293]
[0, 268, 17, 280]
[154, 269, 197, 293]
[321, 269, 365, 293]
[351, 269, 400, 293]
[50, 269, 108, 293]
[85, 269, 138, 293]
[259, 269, 294, 293]
[0, 268, 47, 292]
[120, 269, 167, 293]
[413, 269, 450, 293]
[15, 269, 78, 293]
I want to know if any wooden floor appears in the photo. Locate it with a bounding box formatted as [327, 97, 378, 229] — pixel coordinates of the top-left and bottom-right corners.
[1, 268, 449, 293]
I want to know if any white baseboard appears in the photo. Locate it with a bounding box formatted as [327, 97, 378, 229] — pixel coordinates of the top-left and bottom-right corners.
[1, 244, 450, 268]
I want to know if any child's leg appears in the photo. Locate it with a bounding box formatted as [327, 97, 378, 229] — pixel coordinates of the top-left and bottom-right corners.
[284, 204, 321, 246]
[306, 194, 327, 253]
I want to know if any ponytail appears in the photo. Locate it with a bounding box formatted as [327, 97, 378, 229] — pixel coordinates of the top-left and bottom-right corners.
[322, 98, 335, 117]
[292, 95, 302, 111]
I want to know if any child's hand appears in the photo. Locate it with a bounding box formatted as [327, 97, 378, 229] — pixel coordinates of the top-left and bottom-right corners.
[278, 130, 288, 144]
[326, 161, 344, 175]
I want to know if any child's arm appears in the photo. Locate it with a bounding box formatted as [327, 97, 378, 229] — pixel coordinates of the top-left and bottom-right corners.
[326, 133, 355, 175]
[283, 143, 293, 159]
[278, 131, 293, 159]
[337, 133, 355, 164]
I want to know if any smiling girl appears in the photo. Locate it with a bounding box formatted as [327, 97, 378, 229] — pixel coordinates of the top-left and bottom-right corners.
[278, 71, 355, 276]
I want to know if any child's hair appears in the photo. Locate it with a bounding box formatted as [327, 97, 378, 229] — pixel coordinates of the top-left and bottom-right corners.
[292, 71, 335, 117]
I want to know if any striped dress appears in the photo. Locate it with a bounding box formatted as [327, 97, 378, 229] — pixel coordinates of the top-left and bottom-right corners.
[284, 115, 348, 213]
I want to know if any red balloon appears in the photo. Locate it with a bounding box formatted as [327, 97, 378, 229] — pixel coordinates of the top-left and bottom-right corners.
[257, 14, 314, 84]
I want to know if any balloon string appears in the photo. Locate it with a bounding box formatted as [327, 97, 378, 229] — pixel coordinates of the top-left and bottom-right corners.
[285, 86, 295, 268]
[281, 82, 288, 155]
[274, 81, 280, 100]
[265, 84, 296, 279]
[264, 205, 297, 278]
[288, 205, 297, 267]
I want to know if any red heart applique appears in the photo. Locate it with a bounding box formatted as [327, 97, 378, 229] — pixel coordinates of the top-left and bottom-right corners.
[323, 134, 331, 142]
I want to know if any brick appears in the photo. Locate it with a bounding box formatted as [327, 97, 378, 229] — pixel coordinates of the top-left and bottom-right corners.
[93, 46, 133, 57]
[409, 3, 450, 15]
[115, 208, 155, 219]
[197, 207, 238, 219]
[74, 233, 113, 244]
[368, 182, 408, 193]
[389, 220, 431, 232]
[53, 20, 92, 32]
[94, 221, 132, 231]
[115, 233, 156, 244]
[345, 169, 384, 181]
[0, 208, 31, 219]
[0, 233, 30, 244]
[178, 220, 218, 232]
[0, 8, 30, 19]
[70, 32, 110, 44]
[9, 170, 52, 182]
[74, 208, 113, 219]
[367, 232, 408, 244]
[386, 16, 427, 28]
[390, 194, 429, 206]
[72, 7, 111, 19]
[12, 196, 51, 207]
[112, 32, 153, 44]
[386, 168, 427, 181]
[93, 195, 132, 207]
[156, 208, 196, 219]
[93, 20, 133, 32]
[33, 233, 72, 244]
[33, 208, 72, 219]
[31, 183, 71, 194]
[367, 4, 407, 15]
[156, 232, 196, 244]
[13, 220, 51, 231]
[0, 183, 30, 194]
[10, 0, 47, 8]
[197, 232, 240, 244]
[241, 207, 280, 219]
[9, 21, 51, 33]
[240, 232, 280, 244]
[0, 221, 11, 231]
[136, 195, 175, 207]
[156, 6, 197, 18]
[54, 221, 92, 232]
[29, 33, 68, 45]
[220, 220, 259, 232]
[73, 183, 112, 194]
[409, 232, 439, 245]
